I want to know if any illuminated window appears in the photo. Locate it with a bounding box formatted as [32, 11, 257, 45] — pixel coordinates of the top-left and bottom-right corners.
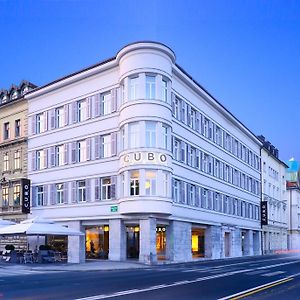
[101, 177, 112, 200]
[145, 170, 156, 196]
[3, 152, 9, 171]
[14, 150, 21, 169]
[2, 187, 9, 207]
[13, 185, 20, 206]
[130, 171, 139, 196]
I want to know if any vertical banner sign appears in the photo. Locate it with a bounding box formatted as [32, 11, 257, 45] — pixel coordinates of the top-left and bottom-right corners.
[22, 179, 31, 214]
[261, 201, 268, 226]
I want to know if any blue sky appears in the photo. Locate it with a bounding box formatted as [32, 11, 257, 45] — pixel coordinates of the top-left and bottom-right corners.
[0, 0, 299, 161]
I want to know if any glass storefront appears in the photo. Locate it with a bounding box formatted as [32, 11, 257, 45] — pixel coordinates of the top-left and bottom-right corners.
[126, 226, 139, 259]
[156, 226, 166, 260]
[192, 228, 205, 258]
[85, 226, 109, 259]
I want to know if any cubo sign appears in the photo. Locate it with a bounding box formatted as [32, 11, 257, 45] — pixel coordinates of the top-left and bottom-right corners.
[21, 179, 31, 214]
[121, 152, 168, 167]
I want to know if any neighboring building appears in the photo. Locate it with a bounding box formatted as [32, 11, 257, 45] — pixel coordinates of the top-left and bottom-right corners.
[26, 41, 262, 263]
[0, 81, 36, 250]
[286, 158, 300, 250]
[258, 136, 288, 253]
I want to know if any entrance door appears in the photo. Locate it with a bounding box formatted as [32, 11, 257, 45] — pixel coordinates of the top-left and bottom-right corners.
[192, 228, 205, 258]
[156, 226, 166, 260]
[126, 226, 139, 259]
[224, 232, 230, 257]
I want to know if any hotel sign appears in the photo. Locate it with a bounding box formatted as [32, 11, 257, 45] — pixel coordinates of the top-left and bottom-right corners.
[21, 179, 31, 214]
[121, 151, 169, 168]
[261, 201, 268, 226]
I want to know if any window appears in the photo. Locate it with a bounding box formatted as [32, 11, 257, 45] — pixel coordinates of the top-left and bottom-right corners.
[36, 186, 44, 206]
[189, 109, 196, 129]
[77, 180, 86, 202]
[55, 107, 64, 128]
[173, 139, 180, 160]
[189, 184, 195, 206]
[214, 159, 220, 178]
[55, 145, 64, 166]
[77, 140, 87, 162]
[145, 121, 156, 147]
[162, 79, 168, 102]
[4, 122, 9, 139]
[202, 153, 209, 173]
[56, 183, 64, 204]
[3, 152, 9, 171]
[190, 147, 196, 167]
[215, 126, 222, 146]
[145, 170, 157, 196]
[162, 125, 168, 149]
[129, 76, 139, 100]
[101, 177, 112, 200]
[172, 179, 179, 202]
[130, 170, 139, 196]
[77, 99, 87, 122]
[201, 188, 208, 208]
[146, 75, 156, 99]
[101, 92, 112, 115]
[203, 118, 209, 138]
[36, 150, 45, 170]
[36, 113, 45, 134]
[2, 187, 9, 207]
[15, 119, 21, 137]
[129, 122, 139, 148]
[13, 185, 20, 206]
[101, 135, 111, 158]
[174, 98, 179, 119]
[14, 150, 21, 169]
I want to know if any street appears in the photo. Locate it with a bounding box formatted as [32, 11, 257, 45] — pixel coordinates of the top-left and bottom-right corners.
[1, 254, 300, 299]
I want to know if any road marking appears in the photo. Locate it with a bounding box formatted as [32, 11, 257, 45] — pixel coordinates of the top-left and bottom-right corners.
[218, 277, 294, 300]
[257, 260, 300, 270]
[244, 270, 266, 275]
[73, 269, 252, 300]
[262, 271, 285, 277]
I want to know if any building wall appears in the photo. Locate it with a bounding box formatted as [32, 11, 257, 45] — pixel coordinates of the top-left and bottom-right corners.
[26, 42, 262, 262]
[287, 188, 300, 250]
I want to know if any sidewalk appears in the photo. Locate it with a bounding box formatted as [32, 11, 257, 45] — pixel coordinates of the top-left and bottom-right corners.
[0, 260, 149, 272]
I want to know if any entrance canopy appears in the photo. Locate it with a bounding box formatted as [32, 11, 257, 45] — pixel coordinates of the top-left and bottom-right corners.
[0, 217, 83, 236]
[0, 219, 16, 228]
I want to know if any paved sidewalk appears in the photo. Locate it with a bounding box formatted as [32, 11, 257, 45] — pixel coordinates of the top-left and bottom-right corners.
[0, 260, 148, 272]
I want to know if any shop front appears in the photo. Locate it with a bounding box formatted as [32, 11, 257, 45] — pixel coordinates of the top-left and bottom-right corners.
[156, 226, 166, 260]
[85, 226, 109, 259]
[126, 225, 140, 259]
[192, 228, 205, 258]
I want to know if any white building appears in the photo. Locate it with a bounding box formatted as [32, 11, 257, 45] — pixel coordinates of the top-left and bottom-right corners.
[26, 42, 262, 263]
[258, 136, 288, 253]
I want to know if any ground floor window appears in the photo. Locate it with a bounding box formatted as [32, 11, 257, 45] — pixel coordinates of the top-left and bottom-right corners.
[126, 226, 140, 259]
[156, 226, 166, 260]
[192, 228, 205, 258]
[85, 226, 109, 259]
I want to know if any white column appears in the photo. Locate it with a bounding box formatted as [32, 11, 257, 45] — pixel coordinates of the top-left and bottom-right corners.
[205, 225, 221, 259]
[139, 218, 157, 264]
[109, 219, 126, 261]
[167, 221, 192, 262]
[67, 221, 85, 264]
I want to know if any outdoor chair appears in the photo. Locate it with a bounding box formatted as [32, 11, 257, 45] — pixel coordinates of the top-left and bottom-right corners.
[23, 252, 33, 264]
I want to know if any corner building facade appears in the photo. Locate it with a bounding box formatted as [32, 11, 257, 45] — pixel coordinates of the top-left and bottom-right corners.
[27, 42, 262, 263]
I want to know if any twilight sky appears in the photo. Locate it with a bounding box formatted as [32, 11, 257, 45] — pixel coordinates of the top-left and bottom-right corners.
[0, 0, 299, 162]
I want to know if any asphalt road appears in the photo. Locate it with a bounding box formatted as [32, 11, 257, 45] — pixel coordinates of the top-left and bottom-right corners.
[1, 254, 300, 299]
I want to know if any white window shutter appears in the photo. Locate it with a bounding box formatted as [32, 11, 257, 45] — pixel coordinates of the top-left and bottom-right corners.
[72, 181, 77, 203]
[86, 138, 91, 161]
[64, 104, 69, 126]
[95, 178, 100, 201]
[64, 143, 69, 164]
[31, 186, 37, 207]
[94, 94, 100, 117]
[171, 93, 175, 115]
[111, 132, 117, 156]
[50, 146, 55, 167]
[31, 116, 36, 135]
[31, 151, 36, 171]
[43, 149, 48, 169]
[86, 97, 91, 119]
[86, 179, 91, 202]
[50, 109, 55, 129]
[94, 136, 100, 159]
[63, 182, 68, 204]
[71, 142, 77, 163]
[72, 102, 77, 123]
[50, 184, 56, 205]
[111, 176, 116, 199]
[43, 185, 48, 206]
[111, 88, 117, 113]
[44, 111, 48, 131]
